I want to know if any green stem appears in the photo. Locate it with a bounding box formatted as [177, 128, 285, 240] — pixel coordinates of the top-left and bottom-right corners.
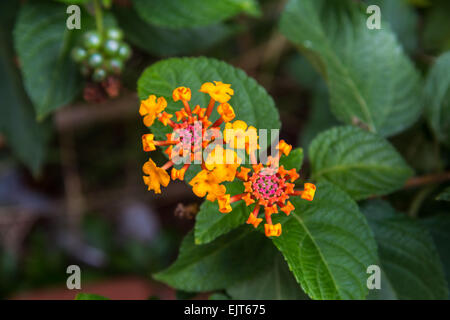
[408, 185, 437, 218]
[93, 0, 103, 35]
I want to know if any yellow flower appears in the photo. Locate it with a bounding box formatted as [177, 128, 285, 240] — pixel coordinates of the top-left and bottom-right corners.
[139, 95, 167, 127]
[217, 103, 236, 122]
[142, 134, 156, 152]
[224, 120, 258, 152]
[172, 87, 191, 102]
[142, 158, 170, 194]
[200, 81, 234, 103]
[204, 145, 241, 182]
[189, 170, 227, 201]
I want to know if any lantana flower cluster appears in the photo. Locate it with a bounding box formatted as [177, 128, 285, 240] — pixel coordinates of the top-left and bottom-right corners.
[139, 81, 316, 237]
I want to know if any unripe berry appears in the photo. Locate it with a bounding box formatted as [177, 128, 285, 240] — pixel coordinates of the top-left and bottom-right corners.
[88, 53, 103, 68]
[106, 58, 123, 74]
[83, 31, 102, 49]
[92, 68, 107, 82]
[71, 47, 87, 62]
[103, 39, 120, 56]
[106, 27, 123, 41]
[118, 43, 131, 60]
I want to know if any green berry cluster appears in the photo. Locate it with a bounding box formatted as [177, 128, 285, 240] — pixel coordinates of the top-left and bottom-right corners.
[71, 27, 132, 82]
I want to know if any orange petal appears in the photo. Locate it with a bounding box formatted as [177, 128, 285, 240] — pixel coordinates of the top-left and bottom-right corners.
[247, 214, 263, 228]
[277, 140, 292, 156]
[244, 181, 253, 193]
[264, 223, 282, 237]
[301, 183, 316, 201]
[218, 194, 232, 213]
[242, 193, 255, 206]
[236, 167, 251, 181]
[280, 201, 295, 216]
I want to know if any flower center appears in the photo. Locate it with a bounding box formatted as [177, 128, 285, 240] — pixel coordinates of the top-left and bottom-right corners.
[251, 172, 284, 201]
[177, 122, 202, 147]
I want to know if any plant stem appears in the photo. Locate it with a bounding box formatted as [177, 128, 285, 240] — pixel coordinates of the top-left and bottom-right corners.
[408, 185, 437, 218]
[93, 0, 103, 35]
[404, 171, 450, 189]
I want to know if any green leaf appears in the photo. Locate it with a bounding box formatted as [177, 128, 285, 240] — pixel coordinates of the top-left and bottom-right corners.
[153, 227, 273, 292]
[365, 0, 418, 54]
[362, 200, 449, 300]
[114, 7, 236, 57]
[422, 214, 450, 298]
[75, 293, 109, 300]
[0, 1, 50, 175]
[424, 51, 450, 146]
[13, 2, 82, 119]
[132, 0, 260, 29]
[436, 186, 450, 201]
[272, 181, 378, 300]
[279, 148, 303, 171]
[285, 55, 339, 152]
[280, 0, 422, 136]
[227, 249, 308, 300]
[309, 126, 413, 200]
[194, 181, 249, 245]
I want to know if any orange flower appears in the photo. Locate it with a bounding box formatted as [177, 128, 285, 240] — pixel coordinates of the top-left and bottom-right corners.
[301, 183, 316, 201]
[280, 201, 294, 215]
[139, 82, 238, 195]
[265, 223, 282, 237]
[200, 81, 234, 103]
[247, 211, 263, 228]
[172, 87, 191, 102]
[217, 103, 236, 122]
[277, 140, 292, 156]
[217, 140, 316, 237]
[236, 167, 251, 181]
[142, 158, 170, 194]
[139, 95, 167, 127]
[218, 194, 232, 213]
[142, 134, 156, 152]
[171, 167, 187, 181]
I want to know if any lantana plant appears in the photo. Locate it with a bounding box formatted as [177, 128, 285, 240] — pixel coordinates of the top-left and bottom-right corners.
[139, 80, 316, 238]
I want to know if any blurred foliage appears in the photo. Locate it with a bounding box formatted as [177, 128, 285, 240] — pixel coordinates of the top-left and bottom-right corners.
[0, 213, 181, 299]
[0, 0, 450, 300]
